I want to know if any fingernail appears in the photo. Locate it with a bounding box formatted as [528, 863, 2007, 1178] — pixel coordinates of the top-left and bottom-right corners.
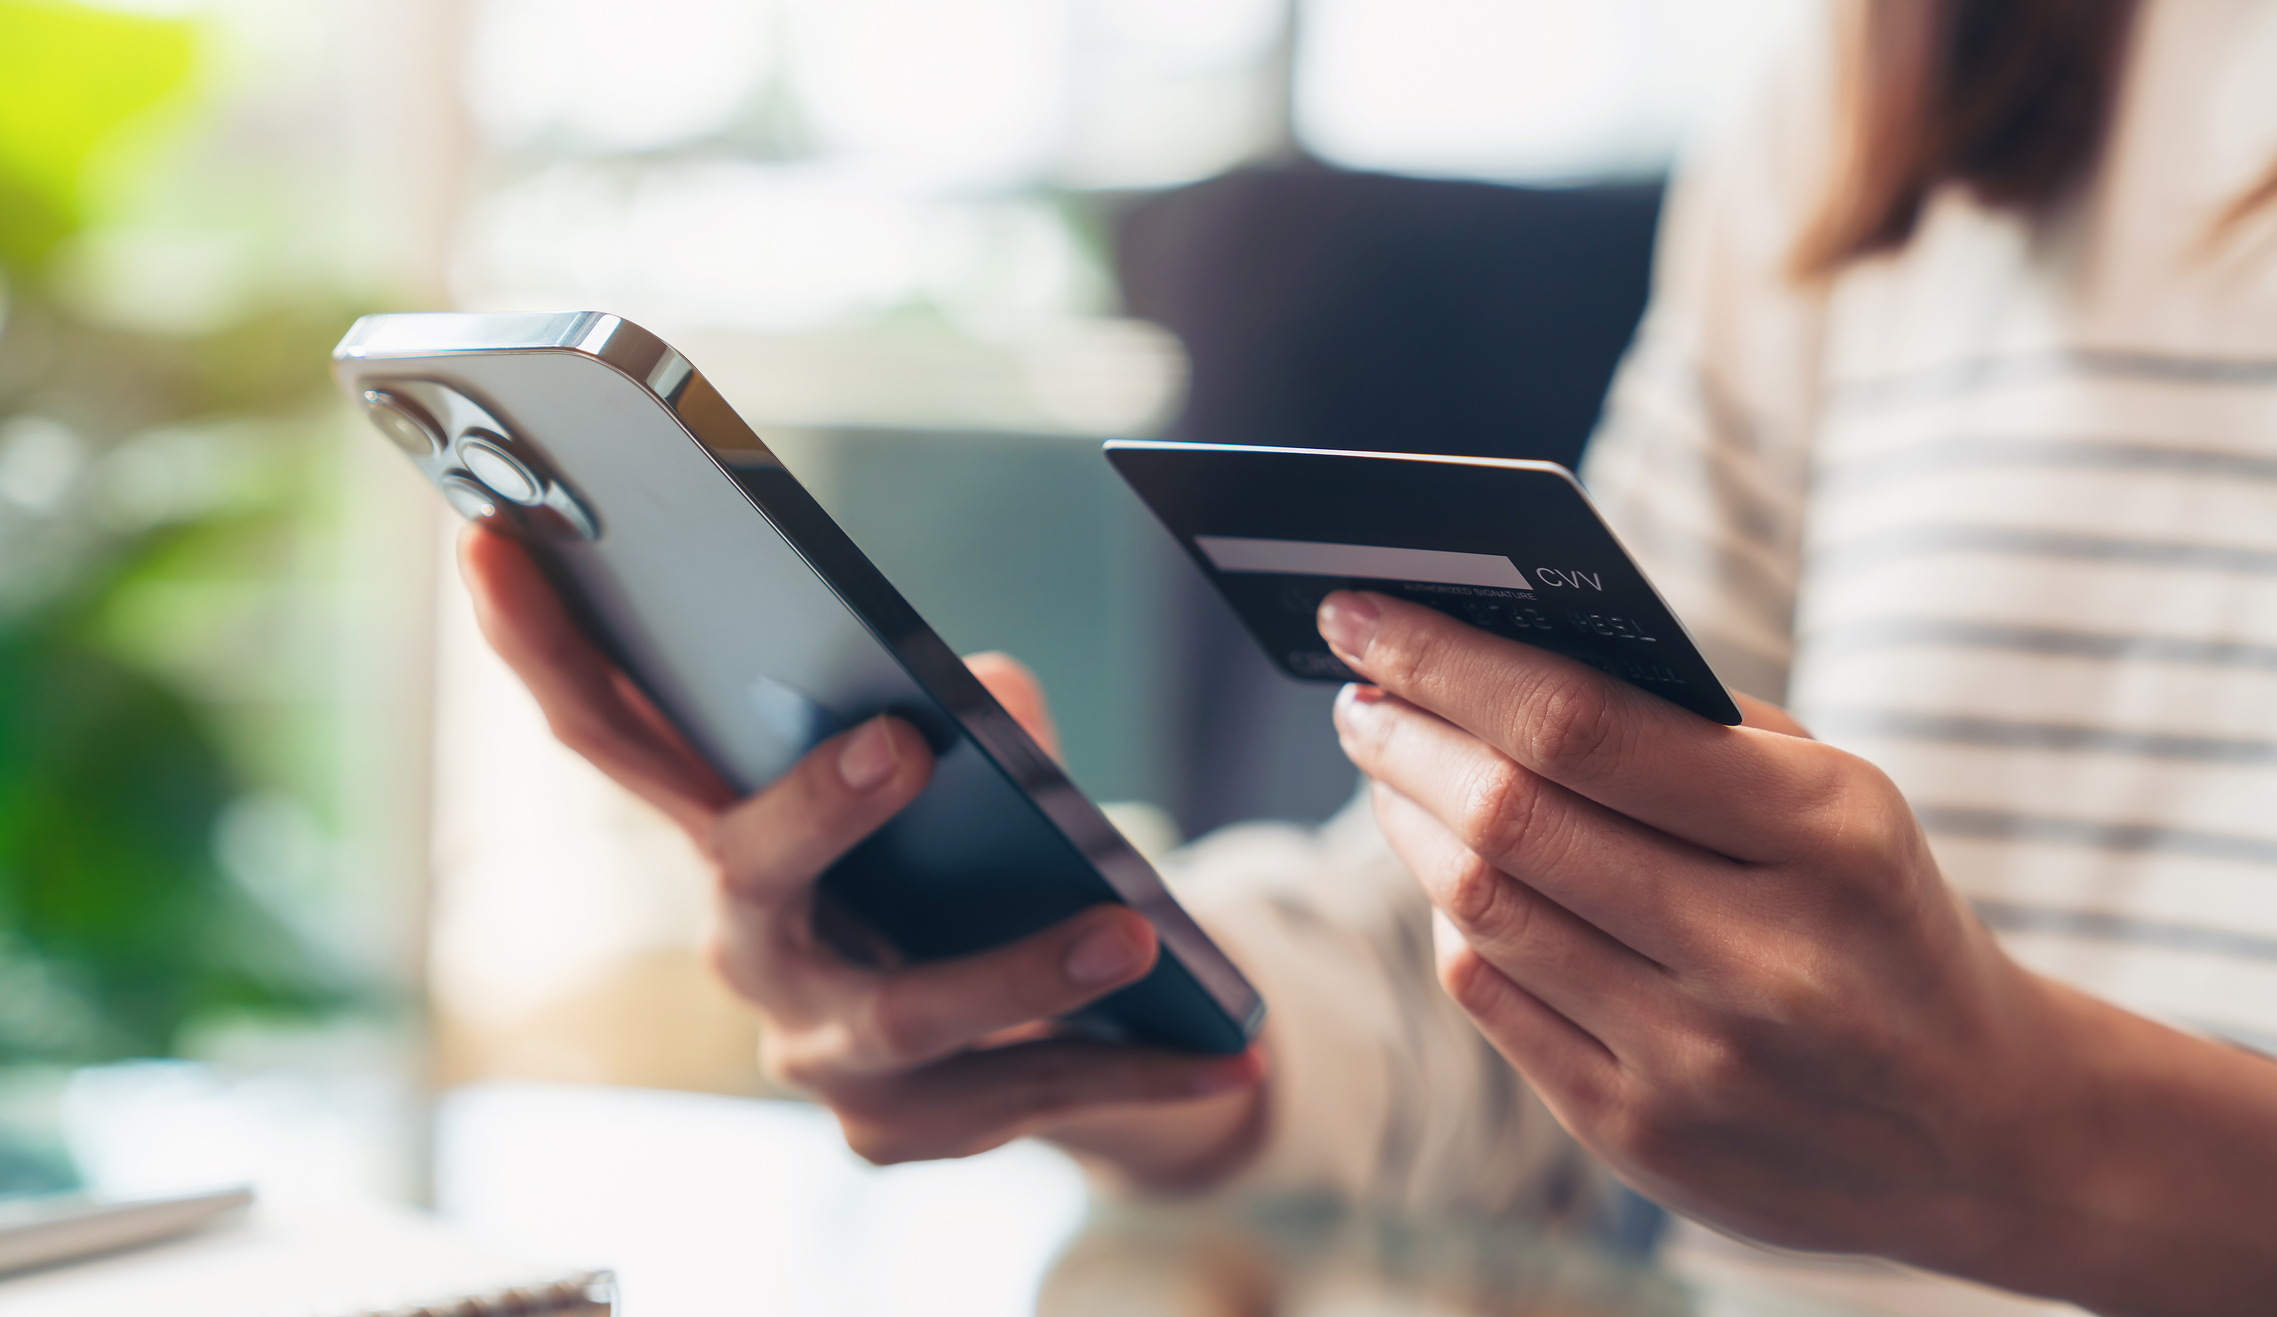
[838, 718, 899, 791]
[1317, 592, 1381, 662]
[1333, 685, 1388, 744]
[1065, 923, 1144, 985]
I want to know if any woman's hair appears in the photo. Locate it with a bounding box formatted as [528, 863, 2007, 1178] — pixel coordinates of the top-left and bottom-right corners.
[1793, 0, 2145, 276]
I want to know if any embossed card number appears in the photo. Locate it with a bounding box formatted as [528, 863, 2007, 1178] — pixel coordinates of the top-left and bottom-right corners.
[1195, 536, 1728, 720]
[1104, 443, 1744, 726]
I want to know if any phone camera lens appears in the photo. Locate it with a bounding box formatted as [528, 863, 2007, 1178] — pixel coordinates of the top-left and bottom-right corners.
[362, 389, 444, 457]
[438, 474, 505, 524]
[458, 432, 545, 505]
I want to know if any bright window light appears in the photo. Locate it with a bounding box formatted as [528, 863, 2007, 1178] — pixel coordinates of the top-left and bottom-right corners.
[779, 0, 1070, 188]
[458, 0, 1813, 332]
[1085, 0, 1283, 61]
[1062, 0, 1288, 187]
[1296, 0, 1810, 181]
[467, 0, 778, 153]
[455, 162, 1097, 330]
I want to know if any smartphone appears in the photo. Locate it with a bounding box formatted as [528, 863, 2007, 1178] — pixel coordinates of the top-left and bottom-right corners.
[1105, 440, 1741, 726]
[332, 312, 1261, 1055]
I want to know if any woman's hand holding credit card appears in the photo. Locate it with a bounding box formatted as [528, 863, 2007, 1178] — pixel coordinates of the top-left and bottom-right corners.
[1112, 441, 2275, 1299]
[1318, 586, 2277, 1299]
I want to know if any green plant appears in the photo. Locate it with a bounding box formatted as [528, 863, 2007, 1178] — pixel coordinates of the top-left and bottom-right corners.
[0, 0, 362, 1074]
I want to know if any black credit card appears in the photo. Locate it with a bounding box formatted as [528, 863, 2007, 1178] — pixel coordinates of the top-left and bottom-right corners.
[1105, 440, 1742, 726]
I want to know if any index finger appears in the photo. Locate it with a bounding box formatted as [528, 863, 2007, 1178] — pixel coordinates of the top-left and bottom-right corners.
[1316, 590, 1839, 861]
[460, 526, 737, 833]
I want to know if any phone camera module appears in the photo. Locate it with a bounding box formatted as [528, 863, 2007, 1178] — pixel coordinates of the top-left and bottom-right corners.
[362, 389, 444, 458]
[458, 431, 545, 505]
[438, 473, 506, 524]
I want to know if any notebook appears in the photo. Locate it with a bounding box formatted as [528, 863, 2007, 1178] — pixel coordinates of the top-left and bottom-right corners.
[0, 1189, 613, 1316]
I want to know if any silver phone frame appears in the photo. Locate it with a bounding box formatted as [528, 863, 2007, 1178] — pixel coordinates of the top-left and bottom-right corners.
[335, 311, 1263, 1043]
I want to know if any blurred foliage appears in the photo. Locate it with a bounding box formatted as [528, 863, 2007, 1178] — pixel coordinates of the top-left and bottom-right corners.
[0, 0, 367, 1069]
[0, 0, 191, 271]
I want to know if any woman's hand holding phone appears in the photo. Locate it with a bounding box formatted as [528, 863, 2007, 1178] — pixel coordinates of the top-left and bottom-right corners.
[1317, 589, 2277, 1313]
[459, 528, 1266, 1186]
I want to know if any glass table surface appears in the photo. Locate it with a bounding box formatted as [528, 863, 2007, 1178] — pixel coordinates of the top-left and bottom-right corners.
[431, 1084, 1977, 1317]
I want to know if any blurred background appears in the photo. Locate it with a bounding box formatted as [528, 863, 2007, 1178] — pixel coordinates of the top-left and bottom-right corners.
[0, 0, 1802, 1272]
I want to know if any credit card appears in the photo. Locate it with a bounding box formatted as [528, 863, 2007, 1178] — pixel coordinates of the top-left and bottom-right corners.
[1105, 440, 1742, 725]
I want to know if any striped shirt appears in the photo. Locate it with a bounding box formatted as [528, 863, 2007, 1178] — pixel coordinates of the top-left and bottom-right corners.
[1591, 0, 2277, 1054]
[1162, 0, 2277, 1282]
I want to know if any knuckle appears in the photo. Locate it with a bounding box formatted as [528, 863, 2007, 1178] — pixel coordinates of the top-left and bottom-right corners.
[695, 812, 736, 870]
[1792, 755, 1909, 863]
[1743, 957, 1841, 1031]
[1787, 767, 1942, 928]
[1439, 851, 1536, 954]
[1672, 1030, 1754, 1100]
[1451, 758, 1544, 859]
[1516, 668, 1621, 780]
[837, 1116, 921, 1168]
[1436, 944, 1509, 1016]
[1743, 959, 1902, 1073]
[859, 982, 934, 1067]
[760, 1033, 825, 1095]
[1602, 1091, 1689, 1172]
[1557, 1061, 1622, 1128]
[1005, 1048, 1078, 1109]
[1790, 767, 1870, 860]
[542, 707, 608, 761]
[1609, 1050, 1735, 1165]
[1368, 614, 1444, 693]
[1595, 1033, 1753, 1173]
[1438, 848, 1504, 927]
[852, 1141, 917, 1168]
[1858, 799, 1934, 888]
[700, 930, 761, 1000]
[694, 818, 755, 899]
[998, 1048, 1105, 1126]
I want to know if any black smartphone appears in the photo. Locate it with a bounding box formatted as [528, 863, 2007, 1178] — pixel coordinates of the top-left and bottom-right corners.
[1106, 440, 1741, 726]
[333, 312, 1262, 1054]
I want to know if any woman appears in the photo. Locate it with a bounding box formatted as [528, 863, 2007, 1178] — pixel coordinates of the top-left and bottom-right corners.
[461, 1, 2277, 1310]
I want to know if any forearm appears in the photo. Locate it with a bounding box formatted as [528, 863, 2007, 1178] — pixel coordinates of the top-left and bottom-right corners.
[1966, 978, 2277, 1316]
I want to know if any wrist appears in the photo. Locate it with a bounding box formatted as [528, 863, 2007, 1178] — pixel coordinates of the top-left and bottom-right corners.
[1946, 973, 2128, 1278]
[1934, 971, 2277, 1314]
[1044, 1076, 1271, 1197]
[1872, 960, 2088, 1286]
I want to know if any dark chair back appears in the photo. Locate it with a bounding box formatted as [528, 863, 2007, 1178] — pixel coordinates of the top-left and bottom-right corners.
[1116, 168, 1664, 831]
